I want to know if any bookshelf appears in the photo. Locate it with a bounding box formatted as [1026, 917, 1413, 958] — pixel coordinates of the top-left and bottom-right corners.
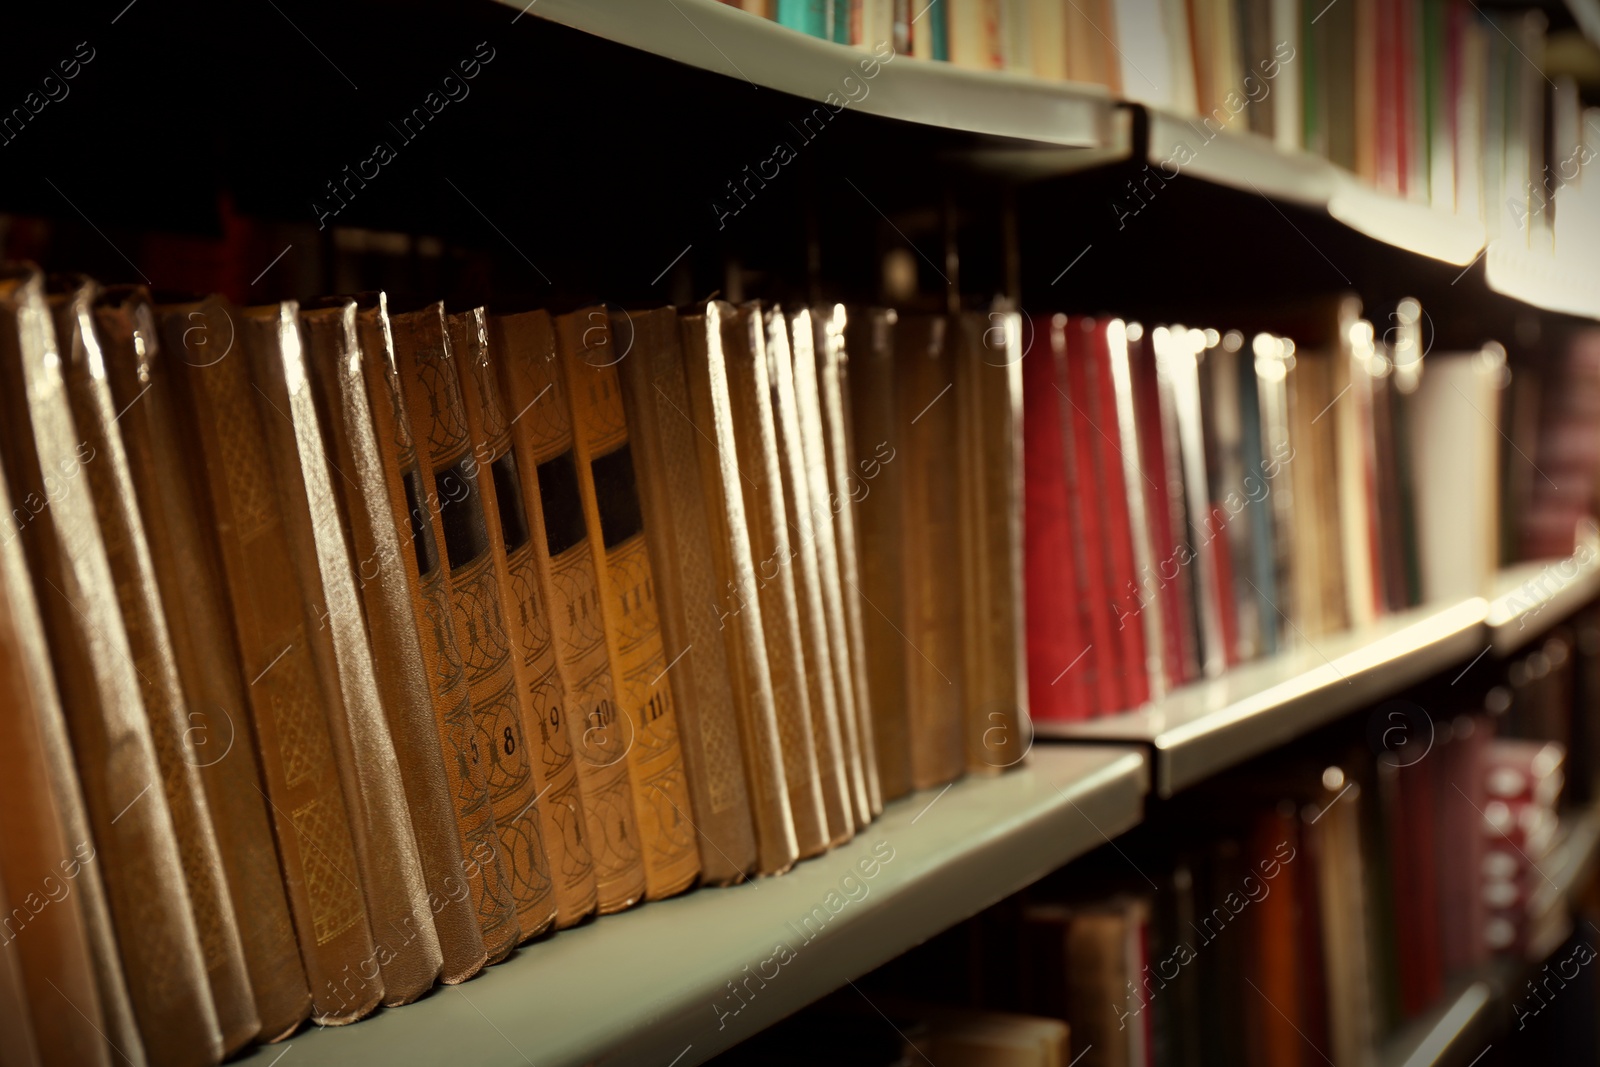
[1489, 545, 1600, 655]
[232, 745, 1148, 1067]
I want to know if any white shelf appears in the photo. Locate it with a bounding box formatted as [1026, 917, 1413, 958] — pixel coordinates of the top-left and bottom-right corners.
[1039, 598, 1489, 797]
[1487, 548, 1600, 656]
[236, 745, 1147, 1067]
[505, 0, 1115, 150]
[1484, 239, 1600, 322]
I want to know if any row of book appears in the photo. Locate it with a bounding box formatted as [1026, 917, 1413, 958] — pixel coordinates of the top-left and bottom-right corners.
[0, 264, 1029, 1065]
[731, 615, 1594, 1066]
[731, 0, 1593, 253]
[1021, 299, 1516, 721]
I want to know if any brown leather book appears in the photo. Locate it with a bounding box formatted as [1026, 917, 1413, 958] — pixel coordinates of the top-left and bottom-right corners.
[159, 295, 380, 1026]
[449, 307, 597, 929]
[788, 308, 877, 823]
[811, 306, 883, 815]
[951, 312, 1027, 776]
[239, 302, 441, 1005]
[897, 315, 967, 790]
[763, 307, 855, 846]
[616, 304, 759, 885]
[489, 308, 647, 913]
[353, 296, 520, 960]
[300, 300, 489, 981]
[844, 308, 913, 802]
[0, 446, 117, 1067]
[0, 267, 222, 1066]
[678, 303, 799, 877]
[716, 303, 831, 858]
[51, 279, 259, 1053]
[98, 287, 310, 1041]
[391, 302, 555, 940]
[0, 858, 39, 1067]
[554, 306, 702, 899]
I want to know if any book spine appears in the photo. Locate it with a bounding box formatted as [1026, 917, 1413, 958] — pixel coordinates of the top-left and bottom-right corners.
[897, 315, 966, 787]
[393, 304, 555, 941]
[451, 308, 597, 930]
[302, 301, 488, 983]
[556, 307, 702, 899]
[490, 309, 648, 914]
[101, 289, 310, 1038]
[813, 307, 883, 814]
[719, 305, 832, 857]
[765, 308, 857, 844]
[55, 284, 259, 1051]
[616, 306, 761, 884]
[355, 304, 521, 959]
[1, 272, 222, 1066]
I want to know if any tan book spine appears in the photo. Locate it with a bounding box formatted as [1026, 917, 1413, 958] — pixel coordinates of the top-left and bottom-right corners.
[354, 299, 519, 961]
[764, 308, 855, 846]
[0, 268, 221, 1066]
[241, 303, 441, 1005]
[897, 315, 967, 789]
[491, 309, 646, 913]
[952, 312, 1027, 775]
[450, 308, 597, 929]
[161, 296, 379, 1027]
[616, 305, 759, 884]
[811, 306, 883, 814]
[555, 306, 702, 899]
[98, 287, 310, 1040]
[392, 303, 555, 940]
[844, 309, 913, 802]
[53, 281, 259, 1053]
[718, 304, 831, 857]
[789, 309, 876, 822]
[678, 303, 800, 877]
[0, 465, 114, 1067]
[301, 301, 489, 982]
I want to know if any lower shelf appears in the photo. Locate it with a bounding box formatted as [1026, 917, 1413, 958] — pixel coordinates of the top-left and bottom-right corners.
[237, 744, 1148, 1067]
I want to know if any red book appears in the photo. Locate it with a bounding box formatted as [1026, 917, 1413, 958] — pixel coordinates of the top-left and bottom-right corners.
[1065, 317, 1122, 716]
[1023, 315, 1091, 722]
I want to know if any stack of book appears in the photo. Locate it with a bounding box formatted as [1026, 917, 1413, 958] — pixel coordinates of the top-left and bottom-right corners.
[0, 265, 1026, 1063]
[736, 0, 1596, 253]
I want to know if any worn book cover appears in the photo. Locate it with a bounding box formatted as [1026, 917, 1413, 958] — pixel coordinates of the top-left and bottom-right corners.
[490, 307, 647, 913]
[1, 267, 221, 1064]
[450, 307, 597, 928]
[354, 296, 520, 958]
[301, 299, 489, 981]
[556, 306, 702, 898]
[392, 302, 556, 939]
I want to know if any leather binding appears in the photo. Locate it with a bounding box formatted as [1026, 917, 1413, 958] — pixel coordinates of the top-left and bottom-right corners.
[98, 286, 311, 1039]
[392, 303, 555, 940]
[160, 295, 380, 1026]
[810, 306, 883, 815]
[0, 858, 39, 1067]
[895, 314, 966, 789]
[951, 311, 1027, 775]
[788, 309, 876, 825]
[300, 301, 489, 981]
[353, 297, 519, 960]
[843, 308, 913, 799]
[717, 303, 831, 858]
[0, 267, 222, 1065]
[555, 306, 702, 898]
[763, 307, 855, 845]
[679, 303, 800, 876]
[0, 429, 119, 1067]
[616, 304, 759, 884]
[449, 308, 596, 929]
[240, 302, 440, 1004]
[52, 279, 259, 1053]
[1284, 324, 1350, 638]
[490, 308, 646, 914]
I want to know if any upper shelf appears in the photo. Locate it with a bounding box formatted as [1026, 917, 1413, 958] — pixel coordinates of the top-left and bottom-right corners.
[504, 0, 1115, 149]
[236, 744, 1148, 1067]
[1488, 539, 1600, 655]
